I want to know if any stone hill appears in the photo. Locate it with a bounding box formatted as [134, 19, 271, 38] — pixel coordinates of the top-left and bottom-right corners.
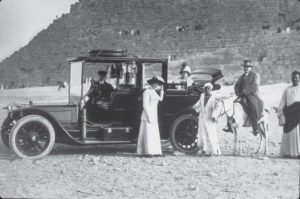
[1, 0, 300, 88]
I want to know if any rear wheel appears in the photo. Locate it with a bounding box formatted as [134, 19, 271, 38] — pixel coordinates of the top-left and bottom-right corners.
[169, 114, 199, 154]
[9, 115, 55, 159]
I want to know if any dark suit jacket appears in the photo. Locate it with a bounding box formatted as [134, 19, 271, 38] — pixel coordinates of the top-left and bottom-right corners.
[234, 71, 260, 97]
[88, 81, 114, 102]
[234, 71, 264, 127]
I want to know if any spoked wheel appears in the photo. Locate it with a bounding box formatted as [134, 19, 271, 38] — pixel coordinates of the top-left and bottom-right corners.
[9, 115, 55, 159]
[169, 114, 199, 154]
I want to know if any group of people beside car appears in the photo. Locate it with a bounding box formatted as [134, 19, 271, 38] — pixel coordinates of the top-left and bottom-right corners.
[84, 60, 300, 158]
[137, 60, 299, 158]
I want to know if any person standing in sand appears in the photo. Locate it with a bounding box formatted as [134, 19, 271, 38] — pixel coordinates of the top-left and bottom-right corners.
[193, 82, 221, 156]
[137, 76, 165, 157]
[278, 70, 300, 158]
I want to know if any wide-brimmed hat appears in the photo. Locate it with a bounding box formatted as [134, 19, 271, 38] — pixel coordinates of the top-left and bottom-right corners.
[98, 70, 107, 76]
[180, 65, 192, 75]
[241, 60, 254, 67]
[147, 76, 165, 85]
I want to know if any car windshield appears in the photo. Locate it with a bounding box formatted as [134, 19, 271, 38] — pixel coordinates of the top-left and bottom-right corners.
[67, 61, 138, 102]
[83, 62, 137, 89]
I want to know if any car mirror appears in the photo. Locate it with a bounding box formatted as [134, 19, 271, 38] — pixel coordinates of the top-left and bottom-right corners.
[213, 84, 221, 90]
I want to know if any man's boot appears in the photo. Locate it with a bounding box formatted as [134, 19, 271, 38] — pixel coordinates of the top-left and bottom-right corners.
[223, 121, 233, 133]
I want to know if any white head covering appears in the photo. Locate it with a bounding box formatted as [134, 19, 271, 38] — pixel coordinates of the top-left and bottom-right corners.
[181, 65, 192, 75]
[203, 82, 213, 89]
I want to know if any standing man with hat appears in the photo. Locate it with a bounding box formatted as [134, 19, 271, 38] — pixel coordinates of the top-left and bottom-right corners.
[178, 63, 194, 88]
[233, 60, 264, 135]
[83, 70, 114, 121]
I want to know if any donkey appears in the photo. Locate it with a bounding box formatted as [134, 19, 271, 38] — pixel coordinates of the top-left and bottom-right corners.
[212, 97, 269, 155]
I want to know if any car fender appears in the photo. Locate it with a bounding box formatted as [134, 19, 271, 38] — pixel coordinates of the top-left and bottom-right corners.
[165, 106, 199, 136]
[9, 107, 82, 145]
[173, 106, 199, 119]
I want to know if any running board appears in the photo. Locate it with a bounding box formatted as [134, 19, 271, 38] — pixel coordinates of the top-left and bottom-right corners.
[78, 139, 132, 145]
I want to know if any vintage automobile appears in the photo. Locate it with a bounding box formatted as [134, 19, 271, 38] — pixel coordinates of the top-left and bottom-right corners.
[1, 50, 223, 159]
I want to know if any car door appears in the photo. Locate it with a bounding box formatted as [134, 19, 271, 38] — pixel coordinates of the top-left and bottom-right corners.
[109, 62, 140, 129]
[133, 59, 168, 136]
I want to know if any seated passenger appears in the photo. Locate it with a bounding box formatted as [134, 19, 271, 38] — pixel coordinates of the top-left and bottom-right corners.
[83, 70, 114, 122]
[177, 63, 194, 88]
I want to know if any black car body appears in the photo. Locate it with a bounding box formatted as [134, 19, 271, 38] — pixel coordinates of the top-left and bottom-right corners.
[1, 50, 223, 159]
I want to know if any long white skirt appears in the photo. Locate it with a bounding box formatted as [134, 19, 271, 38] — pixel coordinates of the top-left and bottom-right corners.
[137, 121, 162, 155]
[280, 124, 300, 157]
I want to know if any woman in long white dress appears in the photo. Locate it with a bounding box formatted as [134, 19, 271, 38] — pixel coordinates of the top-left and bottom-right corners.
[278, 71, 300, 158]
[137, 76, 165, 157]
[193, 82, 221, 156]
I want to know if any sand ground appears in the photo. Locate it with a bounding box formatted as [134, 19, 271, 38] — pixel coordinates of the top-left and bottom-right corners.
[0, 84, 299, 199]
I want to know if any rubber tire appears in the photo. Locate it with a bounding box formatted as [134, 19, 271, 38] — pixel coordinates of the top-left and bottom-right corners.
[9, 115, 55, 159]
[169, 114, 200, 154]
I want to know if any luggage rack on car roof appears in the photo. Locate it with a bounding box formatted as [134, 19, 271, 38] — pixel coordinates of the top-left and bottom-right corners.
[88, 49, 128, 57]
[66, 49, 139, 62]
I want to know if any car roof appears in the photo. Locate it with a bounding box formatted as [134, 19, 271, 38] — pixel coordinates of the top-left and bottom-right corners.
[66, 56, 167, 63]
[191, 68, 223, 82]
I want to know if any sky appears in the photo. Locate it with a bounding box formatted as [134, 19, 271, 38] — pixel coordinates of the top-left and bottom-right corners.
[0, 0, 78, 61]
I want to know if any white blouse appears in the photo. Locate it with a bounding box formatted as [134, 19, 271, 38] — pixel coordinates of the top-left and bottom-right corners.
[141, 87, 164, 123]
[278, 85, 300, 119]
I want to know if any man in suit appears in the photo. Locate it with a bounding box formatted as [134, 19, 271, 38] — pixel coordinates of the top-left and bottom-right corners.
[83, 70, 114, 121]
[233, 60, 264, 135]
[87, 70, 114, 101]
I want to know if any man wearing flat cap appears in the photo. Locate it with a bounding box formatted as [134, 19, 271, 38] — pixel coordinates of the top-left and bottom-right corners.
[83, 70, 114, 121]
[232, 60, 264, 135]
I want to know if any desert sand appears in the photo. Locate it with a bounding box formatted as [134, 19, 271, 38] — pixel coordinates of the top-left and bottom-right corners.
[0, 84, 299, 199]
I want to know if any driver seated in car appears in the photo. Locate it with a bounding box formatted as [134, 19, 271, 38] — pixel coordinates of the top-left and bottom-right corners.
[177, 63, 194, 89]
[83, 70, 114, 121]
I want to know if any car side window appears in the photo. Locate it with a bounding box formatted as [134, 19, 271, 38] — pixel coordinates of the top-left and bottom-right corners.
[118, 63, 137, 88]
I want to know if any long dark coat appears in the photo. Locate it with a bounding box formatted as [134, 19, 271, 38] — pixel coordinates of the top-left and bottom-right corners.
[234, 71, 264, 132]
[87, 81, 114, 102]
[86, 81, 114, 122]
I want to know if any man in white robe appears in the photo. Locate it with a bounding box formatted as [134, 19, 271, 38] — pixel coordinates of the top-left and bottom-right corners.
[193, 82, 221, 156]
[278, 71, 300, 157]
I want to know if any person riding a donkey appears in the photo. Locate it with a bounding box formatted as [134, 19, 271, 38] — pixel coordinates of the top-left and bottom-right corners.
[224, 60, 264, 136]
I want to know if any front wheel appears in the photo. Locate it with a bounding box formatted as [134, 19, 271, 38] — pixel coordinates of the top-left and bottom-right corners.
[169, 114, 199, 154]
[9, 115, 55, 159]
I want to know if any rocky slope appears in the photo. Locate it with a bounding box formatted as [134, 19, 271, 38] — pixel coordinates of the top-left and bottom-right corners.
[1, 0, 300, 88]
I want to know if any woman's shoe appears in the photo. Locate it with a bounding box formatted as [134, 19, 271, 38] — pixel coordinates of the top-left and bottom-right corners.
[153, 154, 166, 157]
[139, 154, 154, 158]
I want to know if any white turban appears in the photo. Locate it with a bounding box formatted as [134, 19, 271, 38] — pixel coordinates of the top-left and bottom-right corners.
[203, 82, 213, 89]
